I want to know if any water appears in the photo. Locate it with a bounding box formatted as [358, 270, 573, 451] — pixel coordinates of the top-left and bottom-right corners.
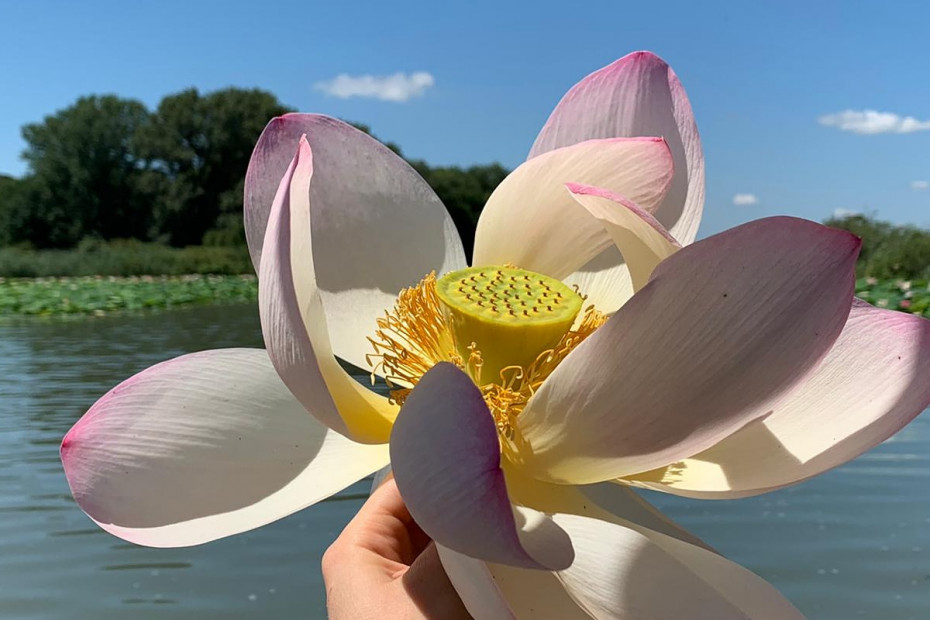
[1, 304, 928, 619]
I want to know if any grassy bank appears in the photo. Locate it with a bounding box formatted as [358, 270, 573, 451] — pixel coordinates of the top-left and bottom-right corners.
[0, 274, 257, 316]
[0, 241, 252, 278]
[1, 273, 925, 319]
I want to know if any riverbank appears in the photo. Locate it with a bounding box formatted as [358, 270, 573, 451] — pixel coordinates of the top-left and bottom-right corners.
[0, 274, 257, 316]
[0, 243, 252, 278]
[1, 274, 924, 318]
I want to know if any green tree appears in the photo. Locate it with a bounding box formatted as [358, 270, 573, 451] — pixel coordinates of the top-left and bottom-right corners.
[136, 88, 292, 245]
[19, 95, 154, 247]
[0, 175, 19, 246]
[826, 213, 930, 278]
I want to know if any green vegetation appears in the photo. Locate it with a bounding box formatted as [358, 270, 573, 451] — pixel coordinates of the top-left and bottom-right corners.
[826, 214, 930, 279]
[0, 89, 508, 270]
[856, 277, 930, 316]
[0, 240, 251, 278]
[0, 275, 257, 316]
[4, 89, 930, 318]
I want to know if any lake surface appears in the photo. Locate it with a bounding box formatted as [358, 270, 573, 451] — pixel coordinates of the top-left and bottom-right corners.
[1, 304, 928, 619]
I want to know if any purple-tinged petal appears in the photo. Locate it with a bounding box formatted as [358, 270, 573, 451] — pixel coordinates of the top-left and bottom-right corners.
[391, 363, 573, 570]
[473, 138, 673, 280]
[259, 137, 396, 443]
[517, 217, 860, 483]
[632, 300, 930, 498]
[530, 51, 704, 246]
[60, 349, 389, 547]
[246, 114, 466, 372]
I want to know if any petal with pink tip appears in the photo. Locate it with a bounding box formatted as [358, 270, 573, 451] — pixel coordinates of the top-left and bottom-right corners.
[517, 217, 861, 483]
[530, 51, 704, 246]
[259, 137, 396, 443]
[246, 114, 466, 373]
[566, 183, 680, 294]
[631, 300, 930, 498]
[390, 363, 574, 570]
[472, 138, 673, 279]
[60, 348, 389, 547]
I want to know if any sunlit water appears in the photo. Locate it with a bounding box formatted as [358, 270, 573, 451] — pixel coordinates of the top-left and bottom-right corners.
[1, 304, 928, 619]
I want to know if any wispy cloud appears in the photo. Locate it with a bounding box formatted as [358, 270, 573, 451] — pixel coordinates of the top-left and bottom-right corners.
[911, 180, 929, 191]
[818, 109, 930, 135]
[314, 72, 435, 102]
[832, 208, 860, 219]
[732, 193, 758, 206]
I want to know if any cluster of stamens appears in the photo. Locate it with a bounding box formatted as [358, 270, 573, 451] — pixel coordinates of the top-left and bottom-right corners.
[367, 266, 607, 447]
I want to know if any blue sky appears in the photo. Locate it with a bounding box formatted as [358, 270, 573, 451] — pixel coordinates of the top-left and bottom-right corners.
[2, 0, 930, 236]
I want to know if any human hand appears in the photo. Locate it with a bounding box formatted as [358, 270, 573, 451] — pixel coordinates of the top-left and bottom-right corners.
[322, 477, 471, 619]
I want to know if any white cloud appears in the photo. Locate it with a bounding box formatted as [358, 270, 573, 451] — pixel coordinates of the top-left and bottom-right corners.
[911, 180, 929, 191]
[732, 193, 758, 205]
[818, 109, 930, 135]
[314, 72, 435, 102]
[832, 208, 860, 219]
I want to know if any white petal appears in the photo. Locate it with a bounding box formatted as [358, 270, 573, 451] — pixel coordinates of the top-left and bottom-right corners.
[518, 217, 860, 483]
[246, 114, 466, 373]
[561, 248, 635, 315]
[259, 136, 397, 443]
[473, 138, 673, 279]
[60, 349, 389, 547]
[438, 544, 594, 620]
[530, 51, 704, 246]
[503, 470, 800, 618]
[632, 300, 930, 498]
[553, 514, 802, 619]
[436, 545, 519, 620]
[557, 178, 681, 314]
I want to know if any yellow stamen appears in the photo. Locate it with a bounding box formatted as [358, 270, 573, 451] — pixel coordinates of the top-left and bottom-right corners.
[367, 267, 607, 443]
[366, 272, 460, 401]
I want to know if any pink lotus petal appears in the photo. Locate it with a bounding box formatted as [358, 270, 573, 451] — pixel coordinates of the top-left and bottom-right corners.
[517, 217, 860, 483]
[245, 114, 466, 372]
[60, 349, 389, 547]
[390, 363, 573, 570]
[259, 137, 397, 443]
[472, 137, 673, 280]
[530, 51, 704, 246]
[633, 300, 930, 498]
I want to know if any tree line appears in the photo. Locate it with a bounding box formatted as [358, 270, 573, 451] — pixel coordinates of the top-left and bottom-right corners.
[5, 88, 929, 281]
[826, 213, 930, 280]
[0, 89, 508, 255]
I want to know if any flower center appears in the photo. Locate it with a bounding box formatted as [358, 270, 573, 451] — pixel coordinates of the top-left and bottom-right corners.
[434, 266, 583, 384]
[367, 266, 607, 443]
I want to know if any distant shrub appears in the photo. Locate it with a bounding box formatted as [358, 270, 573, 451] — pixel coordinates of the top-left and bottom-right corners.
[0, 241, 253, 277]
[825, 214, 930, 279]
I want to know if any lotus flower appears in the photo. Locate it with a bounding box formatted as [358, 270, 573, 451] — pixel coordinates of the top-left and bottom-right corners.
[60, 51, 930, 618]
